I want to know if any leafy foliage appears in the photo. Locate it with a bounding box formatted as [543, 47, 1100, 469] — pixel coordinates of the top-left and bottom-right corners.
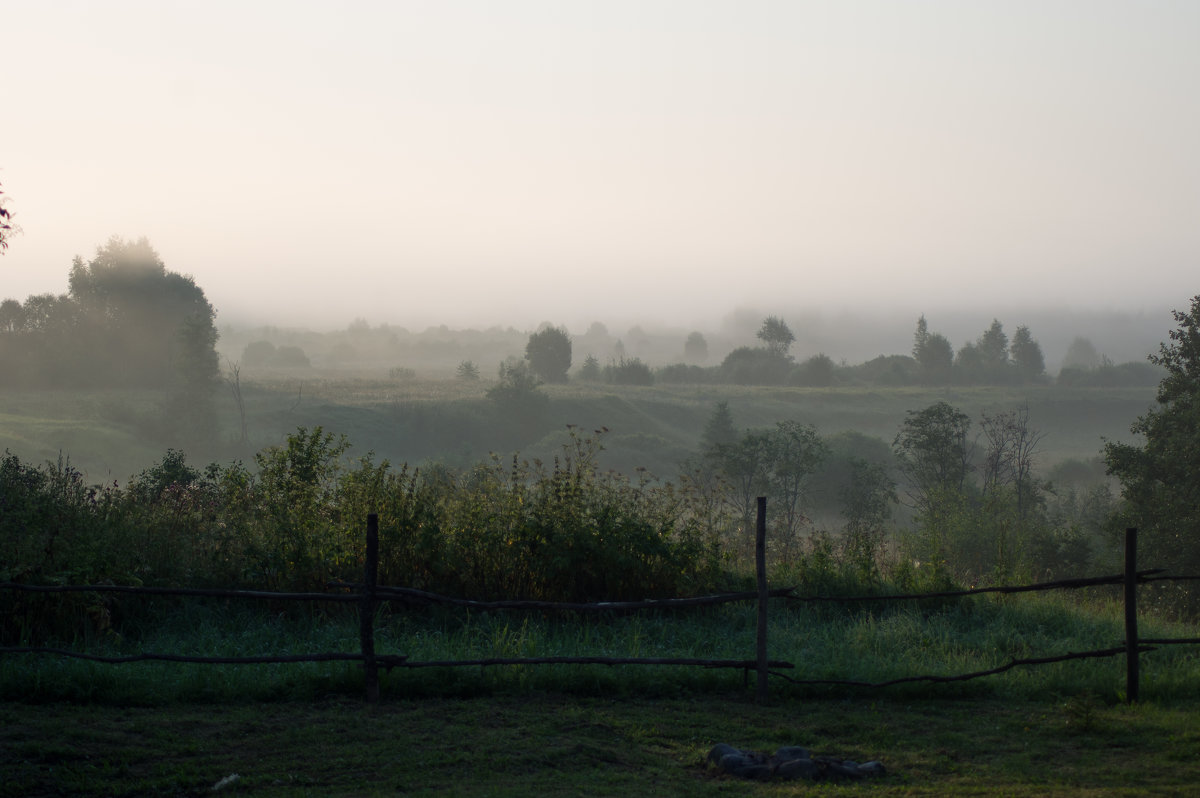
[719, 346, 792, 385]
[604, 357, 654, 386]
[524, 325, 572, 383]
[700, 401, 737, 453]
[0, 179, 15, 254]
[894, 402, 973, 512]
[1106, 296, 1200, 609]
[0, 237, 220, 442]
[683, 331, 708, 362]
[795, 353, 836, 386]
[756, 315, 795, 357]
[486, 360, 547, 411]
[456, 360, 480, 381]
[577, 354, 601, 382]
[1, 427, 727, 642]
[1010, 325, 1046, 380]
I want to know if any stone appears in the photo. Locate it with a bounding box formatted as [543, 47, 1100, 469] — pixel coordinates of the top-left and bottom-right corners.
[773, 746, 811, 762]
[738, 764, 774, 781]
[775, 758, 820, 781]
[718, 753, 755, 772]
[822, 760, 866, 780]
[707, 744, 741, 766]
[708, 742, 886, 782]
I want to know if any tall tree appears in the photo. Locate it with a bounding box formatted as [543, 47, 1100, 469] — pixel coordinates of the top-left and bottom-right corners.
[578, 354, 601, 382]
[166, 311, 221, 443]
[756, 315, 795, 358]
[978, 319, 1009, 367]
[920, 333, 955, 382]
[912, 315, 953, 383]
[525, 325, 572, 383]
[1105, 296, 1200, 603]
[700, 401, 738, 454]
[893, 401, 973, 511]
[0, 236, 220, 439]
[0, 298, 22, 332]
[912, 314, 930, 360]
[979, 404, 1045, 519]
[716, 429, 774, 538]
[765, 420, 829, 541]
[68, 237, 218, 389]
[684, 331, 708, 363]
[1009, 325, 1045, 381]
[1062, 336, 1101, 371]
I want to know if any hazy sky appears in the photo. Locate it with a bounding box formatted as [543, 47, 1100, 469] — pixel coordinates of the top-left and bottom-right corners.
[3, 1, 1198, 332]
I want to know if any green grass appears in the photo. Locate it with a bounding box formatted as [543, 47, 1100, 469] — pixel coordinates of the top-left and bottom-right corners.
[4, 694, 1200, 796]
[6, 592, 1200, 705]
[6, 593, 1200, 795]
[0, 380, 1155, 485]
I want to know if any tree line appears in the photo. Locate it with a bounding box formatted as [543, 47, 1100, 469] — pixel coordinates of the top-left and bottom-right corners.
[507, 314, 1157, 390]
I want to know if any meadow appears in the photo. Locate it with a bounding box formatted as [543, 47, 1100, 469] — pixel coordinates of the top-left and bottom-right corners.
[4, 374, 1192, 796]
[5, 591, 1200, 796]
[0, 374, 1155, 489]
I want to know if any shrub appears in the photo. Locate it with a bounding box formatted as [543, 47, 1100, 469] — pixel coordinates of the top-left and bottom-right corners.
[605, 357, 654, 386]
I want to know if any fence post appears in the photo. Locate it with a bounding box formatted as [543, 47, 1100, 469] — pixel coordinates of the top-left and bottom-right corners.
[1124, 527, 1139, 704]
[361, 513, 380, 702]
[756, 496, 769, 704]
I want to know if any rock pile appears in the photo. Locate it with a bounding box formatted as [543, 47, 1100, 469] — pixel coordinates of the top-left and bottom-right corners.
[707, 743, 886, 782]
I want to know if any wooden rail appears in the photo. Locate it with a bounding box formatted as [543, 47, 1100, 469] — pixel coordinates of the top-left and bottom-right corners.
[1, 516, 1195, 704]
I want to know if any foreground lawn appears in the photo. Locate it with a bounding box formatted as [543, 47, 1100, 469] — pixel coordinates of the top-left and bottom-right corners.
[3, 694, 1198, 796]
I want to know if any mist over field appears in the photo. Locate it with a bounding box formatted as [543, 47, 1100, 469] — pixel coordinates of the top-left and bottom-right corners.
[211, 303, 1169, 377]
[3, 1, 1200, 624]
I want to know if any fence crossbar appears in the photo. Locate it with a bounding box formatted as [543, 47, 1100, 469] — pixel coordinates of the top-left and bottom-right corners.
[783, 570, 1164, 604]
[326, 582, 797, 611]
[0, 582, 358, 602]
[398, 656, 796, 670]
[0, 647, 408, 666]
[3, 571, 1168, 609]
[769, 645, 1154, 689]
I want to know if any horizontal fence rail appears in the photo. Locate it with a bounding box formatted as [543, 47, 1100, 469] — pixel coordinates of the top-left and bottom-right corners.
[2, 514, 1197, 703]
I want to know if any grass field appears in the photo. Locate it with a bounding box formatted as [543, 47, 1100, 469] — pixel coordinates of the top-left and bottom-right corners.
[2, 376, 1182, 795]
[6, 590, 1200, 795]
[5, 694, 1199, 796]
[0, 378, 1156, 486]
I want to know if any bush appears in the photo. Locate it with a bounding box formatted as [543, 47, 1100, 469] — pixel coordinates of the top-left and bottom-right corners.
[794, 353, 836, 387]
[655, 363, 717, 384]
[0, 428, 729, 642]
[605, 357, 654, 386]
[1057, 361, 1164, 387]
[720, 346, 792, 385]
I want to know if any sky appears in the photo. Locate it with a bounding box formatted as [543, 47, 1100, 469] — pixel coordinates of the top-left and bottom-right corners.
[3, 0, 1198, 334]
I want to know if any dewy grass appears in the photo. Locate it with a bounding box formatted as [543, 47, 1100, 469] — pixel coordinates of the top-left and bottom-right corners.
[5, 591, 1200, 705]
[6, 693, 1200, 796]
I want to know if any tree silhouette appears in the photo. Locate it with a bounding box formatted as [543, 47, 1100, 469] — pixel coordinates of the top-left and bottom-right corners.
[524, 325, 572, 383]
[1009, 325, 1045, 381]
[1105, 295, 1200, 607]
[756, 316, 795, 357]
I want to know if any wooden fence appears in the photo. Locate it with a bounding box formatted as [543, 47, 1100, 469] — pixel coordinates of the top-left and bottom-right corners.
[3, 504, 1199, 704]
